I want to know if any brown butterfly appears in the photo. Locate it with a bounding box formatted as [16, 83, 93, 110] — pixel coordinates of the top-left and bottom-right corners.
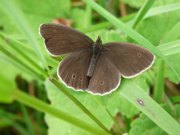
[40, 24, 155, 95]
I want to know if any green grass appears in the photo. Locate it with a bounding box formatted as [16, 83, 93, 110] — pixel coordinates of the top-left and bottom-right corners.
[14, 89, 110, 135]
[0, 0, 180, 135]
[153, 60, 165, 102]
[132, 0, 156, 28]
[120, 80, 180, 135]
[0, 0, 49, 73]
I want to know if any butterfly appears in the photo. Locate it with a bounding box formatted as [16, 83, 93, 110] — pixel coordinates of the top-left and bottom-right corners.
[40, 24, 155, 95]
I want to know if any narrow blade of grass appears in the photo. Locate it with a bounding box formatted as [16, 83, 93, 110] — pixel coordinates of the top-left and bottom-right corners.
[0, 109, 28, 134]
[0, 54, 42, 85]
[0, 32, 48, 78]
[14, 89, 110, 135]
[170, 96, 180, 104]
[80, 13, 135, 33]
[0, 44, 44, 80]
[1, 32, 58, 69]
[145, 2, 180, 18]
[132, 0, 156, 28]
[81, 2, 180, 33]
[85, 5, 92, 27]
[0, 0, 49, 73]
[0, 117, 28, 135]
[157, 40, 180, 56]
[120, 80, 180, 135]
[153, 60, 165, 102]
[20, 105, 36, 135]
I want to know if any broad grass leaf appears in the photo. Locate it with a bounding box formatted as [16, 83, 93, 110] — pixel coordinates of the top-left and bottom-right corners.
[129, 103, 180, 135]
[105, 74, 151, 118]
[136, 14, 179, 46]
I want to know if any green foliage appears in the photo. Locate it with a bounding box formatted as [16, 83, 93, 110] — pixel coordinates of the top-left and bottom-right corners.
[122, 0, 146, 8]
[129, 114, 167, 135]
[129, 104, 180, 135]
[0, 0, 180, 135]
[0, 59, 16, 103]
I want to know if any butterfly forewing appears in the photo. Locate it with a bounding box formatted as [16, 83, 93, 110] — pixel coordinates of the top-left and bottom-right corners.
[58, 49, 92, 90]
[88, 53, 120, 95]
[40, 24, 93, 56]
[104, 43, 154, 78]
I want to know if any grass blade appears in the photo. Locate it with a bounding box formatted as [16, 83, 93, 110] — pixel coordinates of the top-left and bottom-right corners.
[14, 89, 110, 135]
[81, 2, 180, 33]
[80, 13, 135, 33]
[0, 32, 48, 78]
[0, 117, 28, 135]
[157, 40, 180, 56]
[0, 44, 44, 80]
[153, 60, 165, 102]
[85, 5, 92, 27]
[132, 0, 156, 28]
[170, 96, 180, 103]
[145, 2, 180, 18]
[120, 81, 180, 135]
[20, 105, 36, 135]
[0, 0, 49, 72]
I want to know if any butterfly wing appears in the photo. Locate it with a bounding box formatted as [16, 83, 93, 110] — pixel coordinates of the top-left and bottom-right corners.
[58, 49, 92, 90]
[40, 24, 93, 56]
[88, 53, 120, 95]
[104, 43, 155, 78]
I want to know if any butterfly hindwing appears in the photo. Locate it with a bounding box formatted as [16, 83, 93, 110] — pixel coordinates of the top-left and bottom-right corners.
[58, 49, 92, 90]
[88, 53, 120, 95]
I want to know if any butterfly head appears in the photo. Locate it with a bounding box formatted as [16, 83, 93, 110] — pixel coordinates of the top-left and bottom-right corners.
[95, 36, 102, 46]
[92, 36, 104, 54]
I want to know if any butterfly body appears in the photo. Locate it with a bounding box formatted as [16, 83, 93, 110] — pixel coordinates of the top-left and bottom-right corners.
[87, 36, 104, 77]
[40, 24, 155, 95]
